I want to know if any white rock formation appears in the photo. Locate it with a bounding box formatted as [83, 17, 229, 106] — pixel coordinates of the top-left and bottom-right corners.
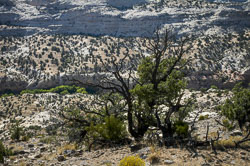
[0, 0, 249, 36]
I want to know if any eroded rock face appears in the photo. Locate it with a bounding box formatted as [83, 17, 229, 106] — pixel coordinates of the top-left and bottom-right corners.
[0, 0, 249, 37]
[0, 73, 98, 92]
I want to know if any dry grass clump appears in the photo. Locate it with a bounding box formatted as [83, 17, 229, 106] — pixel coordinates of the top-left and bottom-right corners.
[18, 161, 27, 166]
[39, 136, 57, 144]
[214, 136, 250, 149]
[42, 143, 77, 161]
[57, 143, 77, 155]
[10, 144, 24, 153]
[42, 153, 57, 161]
[147, 146, 161, 164]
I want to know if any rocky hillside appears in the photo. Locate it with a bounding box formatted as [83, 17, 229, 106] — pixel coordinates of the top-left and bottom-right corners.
[0, 1, 249, 166]
[0, 31, 249, 93]
[0, 89, 249, 165]
[0, 0, 249, 37]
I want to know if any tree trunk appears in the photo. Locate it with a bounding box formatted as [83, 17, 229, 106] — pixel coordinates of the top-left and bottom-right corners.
[127, 100, 149, 140]
[127, 101, 136, 137]
[161, 122, 174, 146]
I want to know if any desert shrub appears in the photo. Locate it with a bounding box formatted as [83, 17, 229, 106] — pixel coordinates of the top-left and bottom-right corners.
[21, 135, 30, 142]
[210, 85, 218, 89]
[28, 125, 41, 130]
[200, 88, 207, 93]
[62, 107, 89, 143]
[148, 146, 161, 164]
[57, 143, 77, 155]
[198, 115, 209, 121]
[0, 141, 5, 163]
[214, 136, 250, 149]
[119, 156, 145, 166]
[174, 121, 188, 138]
[148, 153, 160, 164]
[40, 136, 57, 144]
[222, 119, 234, 131]
[0, 141, 12, 163]
[10, 121, 24, 141]
[9, 120, 30, 141]
[86, 115, 127, 142]
[51, 46, 60, 52]
[217, 90, 222, 97]
[25, 125, 42, 138]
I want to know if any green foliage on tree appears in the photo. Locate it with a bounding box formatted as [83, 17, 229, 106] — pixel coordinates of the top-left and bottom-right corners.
[174, 121, 189, 138]
[133, 56, 187, 109]
[220, 83, 250, 130]
[129, 32, 193, 144]
[132, 55, 192, 141]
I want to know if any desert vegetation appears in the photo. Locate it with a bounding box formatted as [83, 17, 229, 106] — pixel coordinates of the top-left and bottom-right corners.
[0, 0, 249, 165]
[0, 28, 249, 165]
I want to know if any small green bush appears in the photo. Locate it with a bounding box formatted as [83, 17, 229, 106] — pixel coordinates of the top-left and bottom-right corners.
[217, 90, 222, 97]
[200, 88, 207, 93]
[28, 125, 41, 130]
[210, 85, 218, 89]
[21, 135, 30, 142]
[198, 115, 209, 121]
[0, 141, 12, 163]
[10, 121, 23, 141]
[40, 136, 57, 144]
[174, 121, 188, 138]
[86, 115, 127, 142]
[119, 156, 145, 166]
[9, 120, 27, 141]
[222, 119, 234, 131]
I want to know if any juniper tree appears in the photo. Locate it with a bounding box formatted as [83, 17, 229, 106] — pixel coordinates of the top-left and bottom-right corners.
[131, 29, 194, 145]
[220, 83, 250, 130]
[70, 28, 194, 144]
